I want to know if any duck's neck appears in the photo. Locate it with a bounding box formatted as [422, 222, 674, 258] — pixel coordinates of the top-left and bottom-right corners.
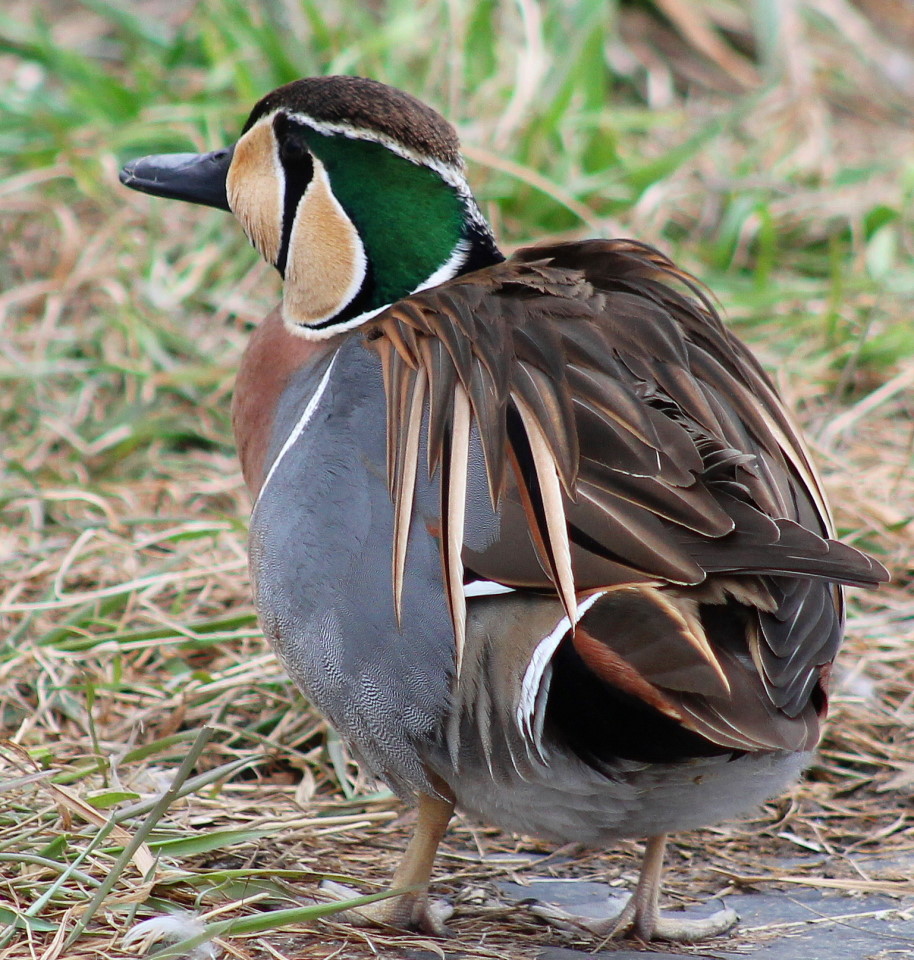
[232, 307, 341, 498]
[303, 132, 504, 321]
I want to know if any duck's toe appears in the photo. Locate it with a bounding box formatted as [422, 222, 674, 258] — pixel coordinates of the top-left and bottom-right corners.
[320, 879, 453, 935]
[615, 902, 739, 943]
[531, 892, 737, 943]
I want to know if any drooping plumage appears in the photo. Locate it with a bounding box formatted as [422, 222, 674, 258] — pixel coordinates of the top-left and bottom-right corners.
[120, 75, 887, 942]
[373, 241, 879, 713]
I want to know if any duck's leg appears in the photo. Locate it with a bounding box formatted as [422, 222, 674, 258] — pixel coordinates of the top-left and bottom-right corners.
[608, 834, 738, 942]
[322, 788, 456, 933]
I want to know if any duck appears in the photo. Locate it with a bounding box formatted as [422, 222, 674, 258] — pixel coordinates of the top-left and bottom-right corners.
[119, 75, 887, 942]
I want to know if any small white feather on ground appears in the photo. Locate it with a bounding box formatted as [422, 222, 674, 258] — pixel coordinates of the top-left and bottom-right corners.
[122, 914, 219, 959]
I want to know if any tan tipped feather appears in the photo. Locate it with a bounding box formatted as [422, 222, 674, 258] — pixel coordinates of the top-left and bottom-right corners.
[514, 395, 577, 625]
[651, 589, 730, 694]
[392, 367, 427, 625]
[444, 385, 471, 675]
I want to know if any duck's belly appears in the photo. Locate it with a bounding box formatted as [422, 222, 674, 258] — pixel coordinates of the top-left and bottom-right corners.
[442, 749, 809, 844]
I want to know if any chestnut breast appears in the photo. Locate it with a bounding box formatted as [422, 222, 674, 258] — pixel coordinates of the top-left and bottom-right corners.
[232, 307, 340, 497]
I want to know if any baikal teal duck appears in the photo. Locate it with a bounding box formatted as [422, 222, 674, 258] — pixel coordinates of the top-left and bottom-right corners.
[120, 75, 887, 943]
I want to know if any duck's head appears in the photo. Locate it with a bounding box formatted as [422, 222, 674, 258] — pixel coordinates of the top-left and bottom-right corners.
[120, 75, 503, 338]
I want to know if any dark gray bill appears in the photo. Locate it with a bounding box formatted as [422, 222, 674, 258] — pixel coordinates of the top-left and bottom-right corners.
[119, 147, 234, 211]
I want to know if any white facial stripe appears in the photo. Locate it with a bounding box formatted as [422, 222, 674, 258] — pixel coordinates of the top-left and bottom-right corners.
[282, 111, 472, 195]
[280, 302, 392, 341]
[412, 239, 471, 294]
[292, 112, 495, 241]
[246, 107, 471, 194]
[516, 592, 607, 743]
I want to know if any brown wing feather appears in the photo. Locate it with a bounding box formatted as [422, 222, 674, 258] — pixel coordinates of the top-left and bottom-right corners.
[365, 238, 887, 748]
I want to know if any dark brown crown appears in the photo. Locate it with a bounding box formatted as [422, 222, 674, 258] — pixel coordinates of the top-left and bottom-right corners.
[242, 76, 462, 169]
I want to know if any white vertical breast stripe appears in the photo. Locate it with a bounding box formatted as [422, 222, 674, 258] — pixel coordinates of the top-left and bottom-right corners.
[254, 353, 339, 509]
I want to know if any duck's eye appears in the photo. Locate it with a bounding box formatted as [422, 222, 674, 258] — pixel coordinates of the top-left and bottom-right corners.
[274, 114, 310, 166]
[280, 136, 309, 165]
